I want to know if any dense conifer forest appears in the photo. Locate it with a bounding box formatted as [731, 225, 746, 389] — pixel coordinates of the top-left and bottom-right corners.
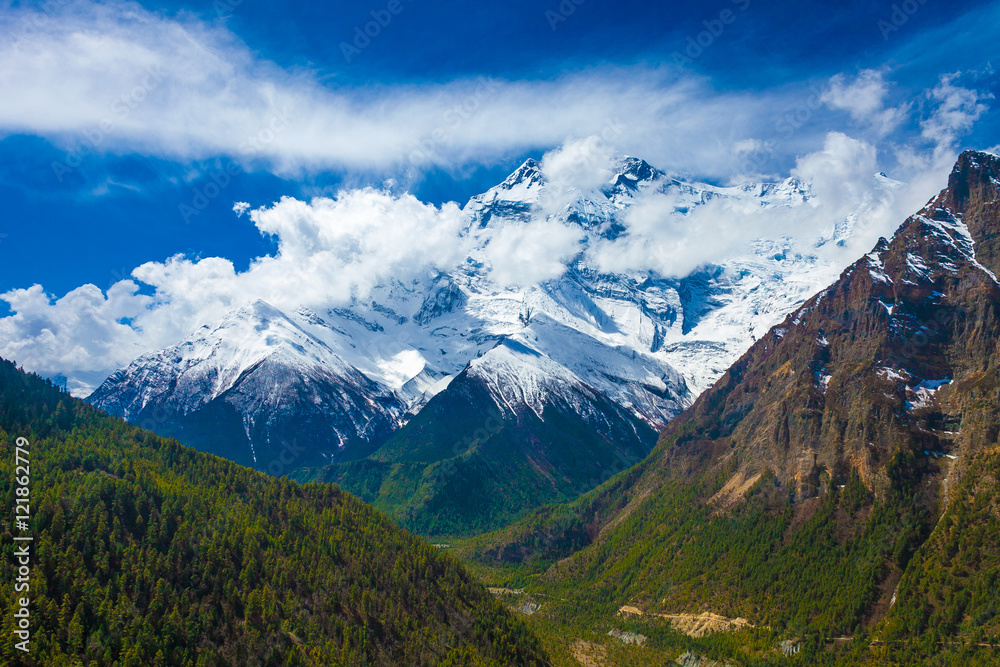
[0, 359, 549, 666]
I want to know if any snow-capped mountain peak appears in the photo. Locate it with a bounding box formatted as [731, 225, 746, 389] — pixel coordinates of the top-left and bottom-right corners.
[148, 298, 355, 406]
[89, 153, 889, 471]
[500, 157, 544, 190]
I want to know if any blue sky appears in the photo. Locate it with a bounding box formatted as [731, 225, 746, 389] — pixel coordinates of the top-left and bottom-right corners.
[0, 0, 998, 389]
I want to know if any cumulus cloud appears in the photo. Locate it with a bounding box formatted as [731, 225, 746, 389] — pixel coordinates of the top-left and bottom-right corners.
[482, 218, 585, 287]
[822, 69, 909, 137]
[245, 190, 468, 302]
[536, 136, 618, 214]
[790, 133, 912, 261]
[470, 138, 612, 286]
[587, 191, 716, 277]
[540, 137, 617, 195]
[792, 132, 879, 215]
[0, 188, 469, 392]
[0, 281, 150, 394]
[475, 137, 617, 285]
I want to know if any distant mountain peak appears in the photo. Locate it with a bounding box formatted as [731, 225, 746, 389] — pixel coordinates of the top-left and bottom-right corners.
[238, 298, 285, 318]
[88, 299, 406, 468]
[611, 156, 663, 189]
[220, 298, 296, 331]
[500, 158, 544, 190]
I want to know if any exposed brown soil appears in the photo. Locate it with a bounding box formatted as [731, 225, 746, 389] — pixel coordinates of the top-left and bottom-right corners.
[570, 639, 608, 666]
[618, 606, 753, 638]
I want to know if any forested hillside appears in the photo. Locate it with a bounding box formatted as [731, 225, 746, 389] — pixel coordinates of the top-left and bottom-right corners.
[0, 359, 549, 666]
[307, 361, 657, 536]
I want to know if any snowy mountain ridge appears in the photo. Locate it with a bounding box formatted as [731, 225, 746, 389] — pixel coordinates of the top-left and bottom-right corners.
[89, 155, 894, 469]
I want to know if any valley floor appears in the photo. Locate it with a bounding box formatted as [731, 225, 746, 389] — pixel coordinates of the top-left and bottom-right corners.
[446, 539, 1000, 667]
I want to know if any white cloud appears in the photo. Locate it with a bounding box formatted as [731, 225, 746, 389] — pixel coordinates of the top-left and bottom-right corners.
[0, 0, 830, 183]
[587, 191, 709, 277]
[891, 72, 994, 220]
[920, 73, 992, 154]
[540, 137, 617, 195]
[0, 188, 469, 391]
[0, 281, 150, 394]
[733, 138, 770, 155]
[482, 218, 585, 287]
[245, 190, 468, 302]
[599, 70, 995, 281]
[821, 69, 908, 137]
[476, 138, 614, 286]
[588, 132, 928, 277]
[792, 132, 879, 214]
[469, 139, 611, 286]
[536, 136, 618, 214]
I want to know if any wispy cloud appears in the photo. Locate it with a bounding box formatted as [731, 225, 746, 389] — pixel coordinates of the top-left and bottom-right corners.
[821, 69, 909, 137]
[920, 73, 993, 155]
[0, 0, 871, 185]
[588, 132, 898, 278]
